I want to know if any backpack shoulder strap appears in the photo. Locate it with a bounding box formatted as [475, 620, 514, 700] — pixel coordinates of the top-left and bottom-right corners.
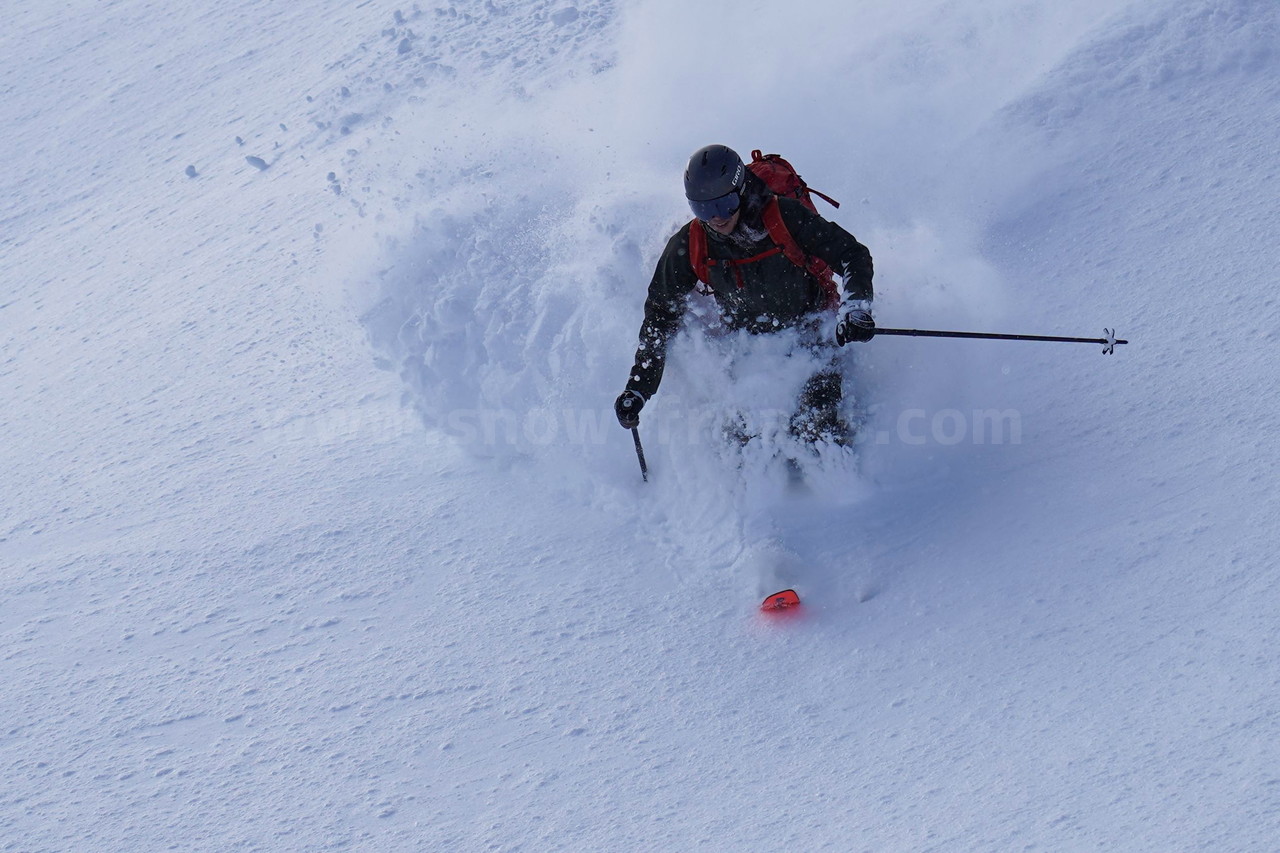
[762, 198, 842, 312]
[761, 197, 810, 272]
[687, 218, 712, 284]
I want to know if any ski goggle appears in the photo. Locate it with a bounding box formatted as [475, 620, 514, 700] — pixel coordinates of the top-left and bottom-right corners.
[688, 190, 741, 223]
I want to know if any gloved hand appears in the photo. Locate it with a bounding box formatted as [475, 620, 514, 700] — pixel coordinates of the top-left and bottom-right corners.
[835, 306, 875, 346]
[614, 389, 646, 429]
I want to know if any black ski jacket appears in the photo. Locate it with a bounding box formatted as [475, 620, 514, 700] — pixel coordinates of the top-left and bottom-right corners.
[624, 189, 873, 400]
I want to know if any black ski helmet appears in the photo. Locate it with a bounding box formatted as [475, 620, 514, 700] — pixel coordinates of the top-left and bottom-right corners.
[684, 145, 746, 202]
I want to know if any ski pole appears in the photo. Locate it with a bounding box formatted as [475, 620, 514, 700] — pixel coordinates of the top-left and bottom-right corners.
[631, 427, 649, 482]
[872, 327, 1128, 354]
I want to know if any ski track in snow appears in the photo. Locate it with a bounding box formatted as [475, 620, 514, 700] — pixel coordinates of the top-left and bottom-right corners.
[3, 0, 1280, 849]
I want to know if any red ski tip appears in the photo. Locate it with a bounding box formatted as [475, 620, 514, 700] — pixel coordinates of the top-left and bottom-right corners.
[760, 589, 801, 612]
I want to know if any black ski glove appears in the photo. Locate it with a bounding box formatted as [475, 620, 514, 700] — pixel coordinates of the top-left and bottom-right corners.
[614, 390, 646, 429]
[835, 307, 875, 345]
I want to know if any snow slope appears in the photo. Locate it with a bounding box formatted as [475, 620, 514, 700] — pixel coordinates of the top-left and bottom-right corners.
[3, 0, 1279, 849]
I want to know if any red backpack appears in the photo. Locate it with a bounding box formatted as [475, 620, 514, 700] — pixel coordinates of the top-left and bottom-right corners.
[687, 150, 843, 311]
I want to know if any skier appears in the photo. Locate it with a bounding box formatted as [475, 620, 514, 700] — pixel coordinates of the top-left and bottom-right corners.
[614, 144, 876, 444]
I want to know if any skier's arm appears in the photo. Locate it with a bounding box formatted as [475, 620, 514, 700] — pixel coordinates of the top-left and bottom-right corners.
[779, 200, 874, 303]
[624, 225, 698, 401]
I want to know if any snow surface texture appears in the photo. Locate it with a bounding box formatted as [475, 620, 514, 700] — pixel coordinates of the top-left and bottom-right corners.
[3, 0, 1279, 849]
